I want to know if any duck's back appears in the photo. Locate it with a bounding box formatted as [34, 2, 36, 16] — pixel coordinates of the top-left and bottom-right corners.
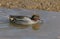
[15, 16, 33, 25]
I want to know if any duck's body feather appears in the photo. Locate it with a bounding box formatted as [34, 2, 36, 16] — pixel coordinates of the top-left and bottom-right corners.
[15, 17, 39, 25]
[9, 15, 40, 25]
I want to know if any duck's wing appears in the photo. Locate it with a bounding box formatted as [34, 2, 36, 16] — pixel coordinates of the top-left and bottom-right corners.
[16, 17, 31, 22]
[10, 15, 28, 19]
[15, 17, 32, 24]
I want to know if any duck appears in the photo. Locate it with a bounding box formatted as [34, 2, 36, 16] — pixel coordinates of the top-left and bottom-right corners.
[9, 14, 40, 25]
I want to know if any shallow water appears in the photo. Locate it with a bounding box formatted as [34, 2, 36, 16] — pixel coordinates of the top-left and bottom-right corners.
[0, 8, 60, 39]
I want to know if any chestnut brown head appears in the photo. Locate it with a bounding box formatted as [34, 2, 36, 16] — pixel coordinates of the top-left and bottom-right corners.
[31, 14, 40, 21]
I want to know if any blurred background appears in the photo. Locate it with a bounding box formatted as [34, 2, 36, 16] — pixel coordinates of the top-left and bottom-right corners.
[0, 0, 60, 12]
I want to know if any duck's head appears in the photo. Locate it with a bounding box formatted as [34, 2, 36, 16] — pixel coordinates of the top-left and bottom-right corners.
[31, 14, 40, 21]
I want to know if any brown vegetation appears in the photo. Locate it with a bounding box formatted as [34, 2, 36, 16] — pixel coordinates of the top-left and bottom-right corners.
[0, 0, 60, 11]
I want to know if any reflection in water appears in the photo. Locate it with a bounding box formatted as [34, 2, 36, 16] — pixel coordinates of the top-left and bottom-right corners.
[0, 19, 41, 31]
[32, 23, 40, 30]
[9, 23, 29, 29]
[9, 22, 40, 30]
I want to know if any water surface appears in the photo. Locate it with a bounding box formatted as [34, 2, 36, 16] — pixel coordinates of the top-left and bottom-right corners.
[0, 8, 60, 39]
